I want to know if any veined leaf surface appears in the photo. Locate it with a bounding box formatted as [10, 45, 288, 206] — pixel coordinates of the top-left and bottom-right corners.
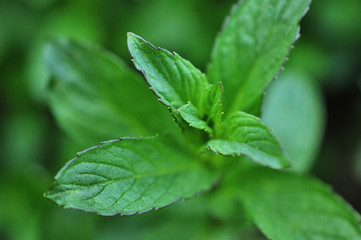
[207, 111, 290, 169]
[127, 33, 209, 127]
[207, 0, 312, 114]
[201, 82, 224, 132]
[45, 136, 217, 216]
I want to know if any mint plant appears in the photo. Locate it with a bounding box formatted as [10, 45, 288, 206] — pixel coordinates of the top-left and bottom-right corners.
[44, 0, 361, 239]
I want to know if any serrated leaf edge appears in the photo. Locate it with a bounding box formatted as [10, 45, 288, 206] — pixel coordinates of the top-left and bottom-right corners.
[204, 112, 292, 169]
[44, 136, 219, 216]
[127, 32, 207, 130]
[205, 144, 290, 170]
[207, 0, 312, 115]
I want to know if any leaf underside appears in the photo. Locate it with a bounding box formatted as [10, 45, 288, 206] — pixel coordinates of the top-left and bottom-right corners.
[45, 137, 217, 216]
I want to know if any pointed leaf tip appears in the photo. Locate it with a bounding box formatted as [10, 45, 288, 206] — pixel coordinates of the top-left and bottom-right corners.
[44, 37, 174, 145]
[127, 33, 209, 130]
[208, 0, 312, 114]
[45, 136, 218, 216]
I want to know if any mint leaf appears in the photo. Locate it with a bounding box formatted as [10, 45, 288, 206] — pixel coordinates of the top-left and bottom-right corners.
[178, 103, 213, 134]
[201, 82, 224, 132]
[45, 136, 217, 216]
[207, 111, 290, 169]
[207, 0, 312, 114]
[127, 33, 209, 127]
[178, 82, 223, 135]
[237, 167, 361, 240]
[262, 71, 325, 172]
[45, 38, 175, 146]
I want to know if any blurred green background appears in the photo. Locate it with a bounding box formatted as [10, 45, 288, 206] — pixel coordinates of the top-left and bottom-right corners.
[0, 0, 360, 239]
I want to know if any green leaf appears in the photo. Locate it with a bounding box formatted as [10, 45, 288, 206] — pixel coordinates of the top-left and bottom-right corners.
[127, 32, 209, 127]
[201, 82, 224, 132]
[177, 82, 224, 135]
[45, 136, 217, 216]
[44, 38, 175, 147]
[178, 102, 212, 134]
[207, 111, 290, 169]
[261, 71, 325, 172]
[236, 167, 361, 240]
[207, 0, 312, 114]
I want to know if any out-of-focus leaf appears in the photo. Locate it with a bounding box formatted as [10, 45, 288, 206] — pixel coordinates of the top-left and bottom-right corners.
[261, 71, 325, 172]
[45, 38, 175, 147]
[236, 167, 361, 240]
[207, 111, 290, 169]
[207, 0, 312, 114]
[43, 208, 96, 240]
[45, 136, 217, 216]
[127, 32, 209, 128]
[94, 195, 247, 240]
[26, 1, 103, 102]
[134, 199, 209, 240]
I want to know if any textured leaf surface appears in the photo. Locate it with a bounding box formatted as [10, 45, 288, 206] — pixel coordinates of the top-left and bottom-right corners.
[207, 111, 290, 169]
[262, 72, 325, 172]
[207, 0, 312, 114]
[45, 137, 217, 216]
[44, 38, 175, 146]
[201, 82, 224, 132]
[127, 33, 209, 127]
[178, 102, 212, 134]
[237, 167, 361, 240]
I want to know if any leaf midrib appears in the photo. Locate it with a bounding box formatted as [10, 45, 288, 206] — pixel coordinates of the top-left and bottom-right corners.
[59, 164, 202, 188]
[228, 23, 278, 114]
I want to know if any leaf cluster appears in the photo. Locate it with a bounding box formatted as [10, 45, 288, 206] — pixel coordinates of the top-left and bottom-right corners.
[44, 0, 361, 239]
